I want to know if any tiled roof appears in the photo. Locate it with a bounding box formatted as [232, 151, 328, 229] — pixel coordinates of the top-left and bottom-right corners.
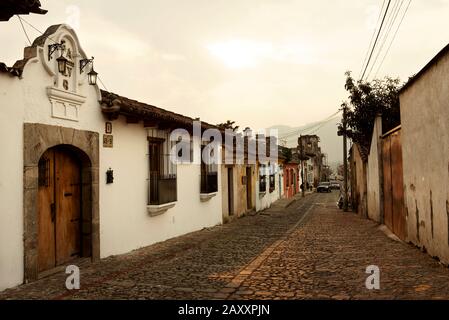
[0, 62, 21, 77]
[100, 90, 219, 130]
[0, 0, 47, 21]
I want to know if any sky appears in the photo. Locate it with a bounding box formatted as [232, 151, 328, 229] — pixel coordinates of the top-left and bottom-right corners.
[1, 0, 449, 130]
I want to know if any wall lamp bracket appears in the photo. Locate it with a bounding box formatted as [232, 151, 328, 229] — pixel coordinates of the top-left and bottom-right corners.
[48, 42, 65, 61]
[80, 57, 94, 74]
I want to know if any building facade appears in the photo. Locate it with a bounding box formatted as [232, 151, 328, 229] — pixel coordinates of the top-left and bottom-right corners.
[0, 24, 224, 291]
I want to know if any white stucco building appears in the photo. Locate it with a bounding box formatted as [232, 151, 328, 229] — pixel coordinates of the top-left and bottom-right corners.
[0, 24, 223, 291]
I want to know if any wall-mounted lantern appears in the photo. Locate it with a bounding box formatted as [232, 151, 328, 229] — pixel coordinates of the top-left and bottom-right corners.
[80, 56, 98, 86]
[87, 68, 98, 86]
[106, 168, 114, 184]
[48, 42, 68, 75]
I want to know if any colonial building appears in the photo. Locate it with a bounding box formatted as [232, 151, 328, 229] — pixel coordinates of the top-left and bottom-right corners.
[279, 147, 300, 199]
[0, 24, 224, 291]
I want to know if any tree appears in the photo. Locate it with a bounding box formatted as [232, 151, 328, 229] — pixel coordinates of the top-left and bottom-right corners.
[217, 120, 239, 132]
[341, 71, 401, 157]
[281, 147, 292, 163]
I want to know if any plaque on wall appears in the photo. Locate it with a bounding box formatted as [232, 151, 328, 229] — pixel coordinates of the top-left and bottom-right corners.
[103, 134, 113, 148]
[105, 122, 112, 134]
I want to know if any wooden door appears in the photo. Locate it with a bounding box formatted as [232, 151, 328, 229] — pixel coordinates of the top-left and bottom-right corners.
[382, 139, 393, 231]
[38, 150, 56, 272]
[38, 147, 81, 272]
[382, 130, 406, 240]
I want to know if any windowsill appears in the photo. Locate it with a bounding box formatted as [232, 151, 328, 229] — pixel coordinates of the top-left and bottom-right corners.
[259, 191, 267, 197]
[200, 192, 218, 202]
[147, 201, 177, 217]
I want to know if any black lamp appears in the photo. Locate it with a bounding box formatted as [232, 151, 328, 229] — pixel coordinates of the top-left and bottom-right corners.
[56, 53, 68, 74]
[80, 56, 98, 86]
[87, 67, 98, 86]
[48, 42, 67, 75]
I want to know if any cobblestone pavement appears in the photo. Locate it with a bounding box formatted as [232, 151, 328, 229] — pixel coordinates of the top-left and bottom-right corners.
[2, 192, 449, 300]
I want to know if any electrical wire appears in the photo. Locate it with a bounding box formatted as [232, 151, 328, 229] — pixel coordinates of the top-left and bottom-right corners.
[279, 111, 342, 139]
[366, 0, 404, 80]
[16, 15, 32, 45]
[279, 112, 339, 139]
[14, 16, 110, 91]
[373, 0, 412, 78]
[360, 0, 392, 81]
[359, 0, 387, 79]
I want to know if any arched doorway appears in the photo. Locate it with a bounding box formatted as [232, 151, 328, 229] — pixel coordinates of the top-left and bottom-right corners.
[37, 145, 92, 273]
[24, 123, 99, 282]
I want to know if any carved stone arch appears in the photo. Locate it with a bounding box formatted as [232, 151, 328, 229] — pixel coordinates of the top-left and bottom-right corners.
[23, 123, 99, 283]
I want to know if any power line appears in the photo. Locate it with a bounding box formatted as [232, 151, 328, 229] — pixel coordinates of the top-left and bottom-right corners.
[308, 115, 341, 135]
[17, 16, 58, 44]
[359, 0, 387, 79]
[360, 0, 392, 81]
[366, 0, 404, 80]
[16, 15, 32, 45]
[374, 0, 412, 78]
[279, 111, 341, 139]
[279, 111, 340, 138]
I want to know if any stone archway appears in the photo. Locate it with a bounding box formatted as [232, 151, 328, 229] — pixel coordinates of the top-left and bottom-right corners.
[23, 123, 99, 283]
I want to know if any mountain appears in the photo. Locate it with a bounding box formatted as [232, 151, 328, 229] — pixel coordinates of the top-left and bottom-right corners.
[268, 117, 342, 169]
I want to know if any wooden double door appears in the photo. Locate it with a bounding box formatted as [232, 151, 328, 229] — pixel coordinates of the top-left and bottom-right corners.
[38, 147, 82, 273]
[382, 129, 407, 241]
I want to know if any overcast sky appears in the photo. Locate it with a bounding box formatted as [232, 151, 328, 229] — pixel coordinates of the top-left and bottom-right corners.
[1, 0, 449, 129]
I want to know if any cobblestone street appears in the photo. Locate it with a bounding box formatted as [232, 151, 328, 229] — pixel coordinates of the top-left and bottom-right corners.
[1, 192, 449, 300]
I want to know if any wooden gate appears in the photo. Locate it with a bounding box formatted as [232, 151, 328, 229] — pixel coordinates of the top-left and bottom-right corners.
[38, 147, 82, 272]
[382, 127, 406, 240]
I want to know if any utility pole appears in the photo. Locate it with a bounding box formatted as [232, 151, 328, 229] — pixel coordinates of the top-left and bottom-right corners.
[299, 135, 305, 198]
[342, 104, 349, 212]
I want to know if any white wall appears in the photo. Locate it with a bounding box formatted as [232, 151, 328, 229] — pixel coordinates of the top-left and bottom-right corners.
[0, 24, 223, 291]
[0, 25, 104, 291]
[100, 123, 223, 257]
[255, 164, 281, 211]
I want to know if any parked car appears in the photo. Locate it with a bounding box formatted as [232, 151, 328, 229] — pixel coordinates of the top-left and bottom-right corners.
[317, 182, 331, 193]
[330, 181, 341, 190]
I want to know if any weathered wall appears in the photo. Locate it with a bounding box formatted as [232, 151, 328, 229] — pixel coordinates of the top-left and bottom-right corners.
[350, 144, 367, 217]
[400, 51, 449, 264]
[367, 116, 382, 223]
[283, 163, 299, 198]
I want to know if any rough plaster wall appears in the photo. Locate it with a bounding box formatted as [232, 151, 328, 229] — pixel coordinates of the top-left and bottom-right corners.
[367, 117, 382, 223]
[400, 54, 449, 264]
[353, 145, 367, 217]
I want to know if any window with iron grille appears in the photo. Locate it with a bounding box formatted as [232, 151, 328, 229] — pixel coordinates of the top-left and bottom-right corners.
[148, 136, 177, 205]
[200, 144, 218, 194]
